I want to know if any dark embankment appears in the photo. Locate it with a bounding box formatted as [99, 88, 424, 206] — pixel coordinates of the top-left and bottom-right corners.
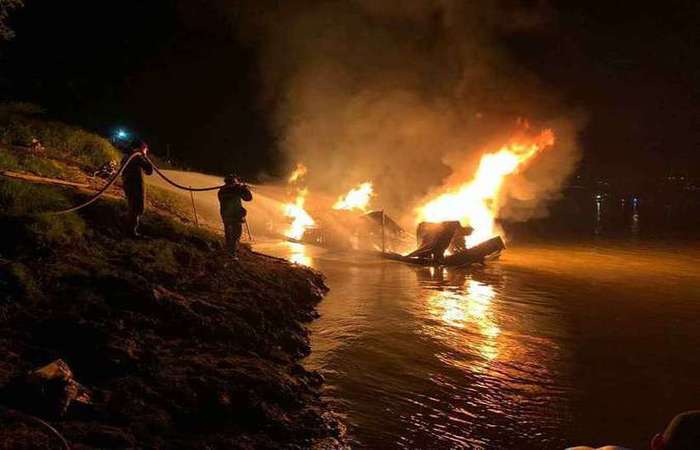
[0, 177, 344, 449]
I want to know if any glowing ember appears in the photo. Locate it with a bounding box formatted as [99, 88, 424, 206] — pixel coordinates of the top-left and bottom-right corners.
[418, 129, 554, 247]
[288, 163, 308, 183]
[333, 182, 374, 212]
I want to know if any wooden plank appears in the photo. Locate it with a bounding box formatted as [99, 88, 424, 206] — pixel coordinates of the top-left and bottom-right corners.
[0, 170, 90, 188]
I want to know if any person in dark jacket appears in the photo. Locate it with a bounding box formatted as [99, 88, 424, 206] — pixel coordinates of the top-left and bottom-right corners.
[218, 174, 253, 256]
[121, 140, 153, 237]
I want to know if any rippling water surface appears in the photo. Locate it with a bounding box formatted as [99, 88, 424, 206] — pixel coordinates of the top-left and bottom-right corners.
[256, 239, 700, 449]
[148, 173, 699, 448]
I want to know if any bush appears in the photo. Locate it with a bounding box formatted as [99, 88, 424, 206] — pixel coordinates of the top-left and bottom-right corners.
[0, 103, 121, 168]
[30, 121, 121, 167]
[36, 122, 120, 165]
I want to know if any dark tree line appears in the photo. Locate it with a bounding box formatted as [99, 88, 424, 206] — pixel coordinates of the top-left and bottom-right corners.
[0, 0, 23, 40]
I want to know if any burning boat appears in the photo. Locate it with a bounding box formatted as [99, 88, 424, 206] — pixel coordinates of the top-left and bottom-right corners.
[281, 126, 551, 265]
[384, 128, 554, 267]
[283, 179, 409, 252]
[294, 209, 408, 252]
[383, 220, 505, 266]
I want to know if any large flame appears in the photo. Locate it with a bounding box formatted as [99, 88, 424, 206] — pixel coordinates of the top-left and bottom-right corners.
[284, 188, 315, 240]
[333, 182, 374, 212]
[283, 163, 315, 240]
[418, 129, 555, 247]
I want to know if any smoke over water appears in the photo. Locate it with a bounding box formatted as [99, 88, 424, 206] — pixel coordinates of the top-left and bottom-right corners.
[233, 0, 583, 229]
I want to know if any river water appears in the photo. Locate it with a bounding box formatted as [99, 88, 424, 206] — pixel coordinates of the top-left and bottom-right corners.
[256, 239, 700, 450]
[146, 172, 700, 449]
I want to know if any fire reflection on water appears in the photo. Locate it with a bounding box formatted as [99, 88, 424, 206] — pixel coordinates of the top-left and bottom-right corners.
[259, 241, 580, 448]
[286, 241, 312, 266]
[426, 280, 501, 363]
[258, 239, 700, 449]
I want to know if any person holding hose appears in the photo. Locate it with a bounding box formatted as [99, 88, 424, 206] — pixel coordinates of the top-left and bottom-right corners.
[218, 173, 252, 257]
[121, 139, 153, 237]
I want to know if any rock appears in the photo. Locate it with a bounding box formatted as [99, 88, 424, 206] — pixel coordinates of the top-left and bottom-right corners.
[2, 359, 91, 418]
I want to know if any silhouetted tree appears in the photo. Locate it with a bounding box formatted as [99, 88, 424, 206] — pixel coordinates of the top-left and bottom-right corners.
[0, 0, 23, 40]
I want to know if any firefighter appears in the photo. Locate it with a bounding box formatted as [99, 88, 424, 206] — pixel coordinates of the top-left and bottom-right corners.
[121, 139, 153, 237]
[218, 173, 253, 256]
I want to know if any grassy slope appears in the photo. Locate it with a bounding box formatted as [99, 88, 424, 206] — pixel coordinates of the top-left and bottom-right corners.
[0, 168, 343, 447]
[1, 143, 201, 226]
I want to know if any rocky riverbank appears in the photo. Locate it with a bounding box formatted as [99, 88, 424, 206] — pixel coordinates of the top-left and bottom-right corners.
[0, 176, 345, 449]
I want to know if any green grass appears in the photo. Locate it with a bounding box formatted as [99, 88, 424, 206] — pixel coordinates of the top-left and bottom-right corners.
[29, 213, 87, 247]
[0, 102, 121, 169]
[148, 185, 192, 217]
[0, 179, 87, 246]
[0, 149, 66, 178]
[0, 149, 20, 171]
[0, 178, 70, 214]
[0, 261, 41, 303]
[20, 154, 64, 178]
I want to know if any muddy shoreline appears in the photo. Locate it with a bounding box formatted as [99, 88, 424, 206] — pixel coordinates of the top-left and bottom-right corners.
[0, 179, 345, 449]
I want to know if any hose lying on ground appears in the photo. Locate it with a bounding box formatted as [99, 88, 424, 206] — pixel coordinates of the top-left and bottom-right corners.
[0, 406, 70, 450]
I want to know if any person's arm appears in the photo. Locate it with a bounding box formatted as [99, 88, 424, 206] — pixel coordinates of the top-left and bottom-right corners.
[238, 185, 253, 202]
[140, 156, 154, 175]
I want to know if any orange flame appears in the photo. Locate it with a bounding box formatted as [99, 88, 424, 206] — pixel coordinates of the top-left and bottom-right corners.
[283, 163, 315, 240]
[332, 182, 374, 212]
[283, 188, 315, 240]
[418, 129, 554, 247]
[288, 163, 308, 183]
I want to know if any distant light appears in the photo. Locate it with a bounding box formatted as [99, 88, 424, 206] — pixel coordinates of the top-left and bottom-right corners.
[114, 128, 129, 140]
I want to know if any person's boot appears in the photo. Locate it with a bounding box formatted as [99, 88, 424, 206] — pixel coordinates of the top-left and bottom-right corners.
[128, 217, 145, 238]
[132, 220, 142, 238]
[125, 219, 137, 237]
[230, 242, 239, 260]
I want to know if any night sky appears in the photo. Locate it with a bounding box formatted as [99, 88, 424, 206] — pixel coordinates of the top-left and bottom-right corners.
[0, 0, 698, 181]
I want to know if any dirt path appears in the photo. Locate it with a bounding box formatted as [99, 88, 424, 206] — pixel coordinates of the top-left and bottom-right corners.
[0, 169, 124, 201]
[0, 168, 226, 237]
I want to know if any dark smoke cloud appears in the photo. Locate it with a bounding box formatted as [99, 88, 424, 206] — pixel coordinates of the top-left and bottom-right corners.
[229, 0, 582, 225]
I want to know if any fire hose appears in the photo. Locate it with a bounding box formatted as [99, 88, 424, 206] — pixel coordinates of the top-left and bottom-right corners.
[49, 152, 143, 215]
[142, 154, 254, 240]
[37, 151, 253, 239]
[0, 406, 70, 450]
[142, 154, 226, 192]
[47, 152, 229, 215]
